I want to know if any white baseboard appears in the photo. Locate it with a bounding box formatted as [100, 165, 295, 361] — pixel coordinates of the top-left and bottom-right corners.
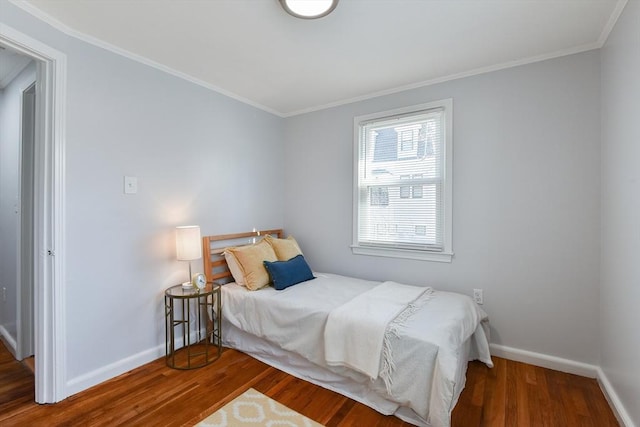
[65, 344, 165, 397]
[0, 324, 17, 359]
[490, 344, 635, 427]
[65, 328, 206, 397]
[489, 343, 598, 377]
[63, 338, 636, 427]
[596, 367, 636, 427]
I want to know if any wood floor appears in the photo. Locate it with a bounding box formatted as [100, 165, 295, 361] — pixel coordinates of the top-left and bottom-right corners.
[0, 341, 618, 426]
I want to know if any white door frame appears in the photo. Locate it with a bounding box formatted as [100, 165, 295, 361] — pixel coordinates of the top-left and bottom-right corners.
[18, 80, 36, 361]
[0, 23, 67, 404]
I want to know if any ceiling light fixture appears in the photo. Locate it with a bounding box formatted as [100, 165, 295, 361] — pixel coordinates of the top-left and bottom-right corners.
[279, 0, 338, 19]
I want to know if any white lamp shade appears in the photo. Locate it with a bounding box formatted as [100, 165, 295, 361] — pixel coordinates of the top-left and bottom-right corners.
[175, 225, 202, 261]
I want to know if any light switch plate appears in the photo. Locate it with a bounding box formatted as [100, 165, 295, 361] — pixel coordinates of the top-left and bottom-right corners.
[124, 176, 137, 194]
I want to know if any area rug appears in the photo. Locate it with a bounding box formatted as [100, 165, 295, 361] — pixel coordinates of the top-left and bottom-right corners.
[195, 388, 324, 427]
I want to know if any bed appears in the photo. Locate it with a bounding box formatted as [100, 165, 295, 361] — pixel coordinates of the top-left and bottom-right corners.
[202, 229, 493, 427]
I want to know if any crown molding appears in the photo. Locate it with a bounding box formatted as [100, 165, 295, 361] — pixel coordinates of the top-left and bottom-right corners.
[597, 0, 628, 47]
[282, 42, 600, 117]
[8, 0, 284, 117]
[10, 0, 628, 118]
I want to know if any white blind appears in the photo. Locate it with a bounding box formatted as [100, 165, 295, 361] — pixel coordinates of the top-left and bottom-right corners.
[357, 107, 445, 252]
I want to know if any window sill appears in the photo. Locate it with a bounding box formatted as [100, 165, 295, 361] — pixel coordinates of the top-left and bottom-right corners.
[351, 245, 453, 263]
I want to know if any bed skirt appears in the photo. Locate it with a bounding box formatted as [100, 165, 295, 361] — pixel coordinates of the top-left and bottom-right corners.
[221, 317, 476, 427]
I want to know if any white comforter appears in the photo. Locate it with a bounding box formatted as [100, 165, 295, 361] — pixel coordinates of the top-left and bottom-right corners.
[221, 273, 493, 426]
[324, 281, 433, 382]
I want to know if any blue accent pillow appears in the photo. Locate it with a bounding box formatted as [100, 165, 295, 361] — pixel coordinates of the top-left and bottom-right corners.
[263, 255, 315, 291]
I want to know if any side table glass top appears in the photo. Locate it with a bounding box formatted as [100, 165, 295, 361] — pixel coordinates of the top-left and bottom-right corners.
[165, 282, 218, 298]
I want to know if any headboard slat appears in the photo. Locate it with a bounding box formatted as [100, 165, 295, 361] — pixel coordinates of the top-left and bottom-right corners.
[202, 229, 284, 283]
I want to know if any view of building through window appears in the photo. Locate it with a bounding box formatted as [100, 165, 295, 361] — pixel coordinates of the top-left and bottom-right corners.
[356, 105, 447, 252]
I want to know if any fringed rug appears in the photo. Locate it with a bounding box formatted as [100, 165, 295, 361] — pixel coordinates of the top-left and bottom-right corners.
[195, 388, 324, 427]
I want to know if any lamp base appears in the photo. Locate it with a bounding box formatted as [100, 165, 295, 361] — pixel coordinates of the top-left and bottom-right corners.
[181, 281, 194, 290]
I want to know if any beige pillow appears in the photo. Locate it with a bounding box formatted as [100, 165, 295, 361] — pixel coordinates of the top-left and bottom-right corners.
[224, 251, 246, 287]
[224, 239, 277, 290]
[264, 235, 303, 261]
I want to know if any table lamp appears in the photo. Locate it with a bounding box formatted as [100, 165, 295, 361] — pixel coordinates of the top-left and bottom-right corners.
[175, 225, 202, 289]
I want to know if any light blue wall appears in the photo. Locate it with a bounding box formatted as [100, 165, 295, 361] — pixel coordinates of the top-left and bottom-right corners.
[1, 1, 285, 393]
[284, 51, 602, 365]
[3, 6, 637, 424]
[600, 0, 640, 425]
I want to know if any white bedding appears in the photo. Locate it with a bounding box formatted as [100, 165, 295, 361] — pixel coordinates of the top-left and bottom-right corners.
[324, 281, 432, 382]
[220, 272, 493, 427]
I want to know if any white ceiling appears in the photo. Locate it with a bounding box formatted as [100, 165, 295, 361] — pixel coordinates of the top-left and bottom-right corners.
[14, 0, 625, 116]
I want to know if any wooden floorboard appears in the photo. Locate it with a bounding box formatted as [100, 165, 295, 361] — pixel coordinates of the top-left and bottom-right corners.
[0, 340, 618, 426]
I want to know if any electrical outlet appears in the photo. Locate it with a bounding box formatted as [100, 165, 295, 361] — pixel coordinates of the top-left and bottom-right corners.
[473, 288, 483, 305]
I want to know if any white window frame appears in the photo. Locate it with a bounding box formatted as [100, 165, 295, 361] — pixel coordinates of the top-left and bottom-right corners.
[352, 99, 453, 262]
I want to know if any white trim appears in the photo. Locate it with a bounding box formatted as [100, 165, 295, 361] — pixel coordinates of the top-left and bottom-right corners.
[16, 71, 36, 362]
[351, 245, 453, 263]
[10, 0, 628, 119]
[67, 320, 208, 396]
[8, 0, 282, 118]
[286, 0, 628, 119]
[283, 43, 600, 117]
[597, 0, 629, 47]
[66, 323, 205, 396]
[596, 367, 636, 427]
[0, 23, 67, 404]
[491, 344, 635, 426]
[66, 344, 165, 397]
[0, 324, 18, 358]
[352, 99, 453, 262]
[489, 343, 598, 378]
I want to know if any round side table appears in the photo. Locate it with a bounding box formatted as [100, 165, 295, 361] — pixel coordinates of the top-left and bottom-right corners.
[164, 282, 221, 369]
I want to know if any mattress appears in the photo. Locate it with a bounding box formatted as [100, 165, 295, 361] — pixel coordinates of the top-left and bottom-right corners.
[220, 272, 493, 426]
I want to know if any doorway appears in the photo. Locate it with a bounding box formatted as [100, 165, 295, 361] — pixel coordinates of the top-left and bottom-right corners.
[0, 23, 67, 404]
[0, 43, 37, 382]
[0, 47, 35, 362]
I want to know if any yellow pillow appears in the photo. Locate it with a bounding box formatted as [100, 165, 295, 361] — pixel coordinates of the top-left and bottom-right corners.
[264, 235, 303, 261]
[224, 251, 246, 287]
[224, 239, 277, 290]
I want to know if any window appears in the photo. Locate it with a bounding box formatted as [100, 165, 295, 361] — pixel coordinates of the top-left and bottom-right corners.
[400, 175, 411, 199]
[397, 125, 421, 159]
[352, 99, 453, 262]
[400, 174, 424, 199]
[369, 186, 389, 206]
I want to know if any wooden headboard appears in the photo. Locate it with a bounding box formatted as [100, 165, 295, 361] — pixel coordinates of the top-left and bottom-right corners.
[202, 229, 284, 283]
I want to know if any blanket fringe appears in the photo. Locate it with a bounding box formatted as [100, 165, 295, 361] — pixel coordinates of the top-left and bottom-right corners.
[379, 287, 434, 395]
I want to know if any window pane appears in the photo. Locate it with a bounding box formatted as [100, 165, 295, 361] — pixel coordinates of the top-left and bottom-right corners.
[355, 100, 452, 258]
[369, 186, 388, 206]
[400, 186, 411, 198]
[359, 184, 440, 247]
